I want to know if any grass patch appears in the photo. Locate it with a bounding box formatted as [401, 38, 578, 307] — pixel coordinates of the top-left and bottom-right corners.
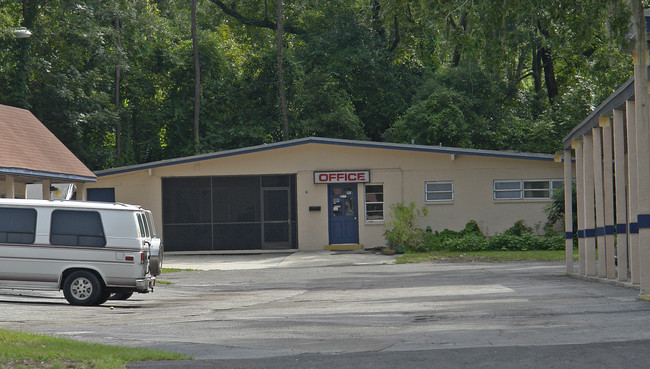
[161, 268, 201, 273]
[396, 250, 579, 264]
[0, 329, 189, 369]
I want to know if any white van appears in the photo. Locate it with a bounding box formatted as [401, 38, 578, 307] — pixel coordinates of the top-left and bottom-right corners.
[0, 199, 163, 306]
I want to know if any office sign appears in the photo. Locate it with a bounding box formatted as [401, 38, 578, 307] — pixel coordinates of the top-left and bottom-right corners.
[314, 170, 370, 184]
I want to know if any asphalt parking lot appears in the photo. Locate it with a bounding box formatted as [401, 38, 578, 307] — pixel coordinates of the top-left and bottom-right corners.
[1, 251, 650, 368]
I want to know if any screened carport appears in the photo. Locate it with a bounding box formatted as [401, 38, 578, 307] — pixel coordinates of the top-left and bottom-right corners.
[162, 175, 297, 251]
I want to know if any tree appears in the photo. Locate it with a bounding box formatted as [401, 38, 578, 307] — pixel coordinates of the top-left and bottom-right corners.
[276, 0, 289, 140]
[192, 0, 201, 151]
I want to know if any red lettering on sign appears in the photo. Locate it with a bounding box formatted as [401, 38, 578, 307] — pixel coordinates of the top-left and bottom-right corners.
[315, 171, 370, 183]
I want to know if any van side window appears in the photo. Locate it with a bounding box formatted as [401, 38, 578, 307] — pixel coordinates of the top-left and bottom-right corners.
[50, 210, 106, 247]
[137, 213, 150, 238]
[0, 207, 37, 244]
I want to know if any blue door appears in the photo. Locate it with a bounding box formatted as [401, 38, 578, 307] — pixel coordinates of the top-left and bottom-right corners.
[328, 184, 359, 244]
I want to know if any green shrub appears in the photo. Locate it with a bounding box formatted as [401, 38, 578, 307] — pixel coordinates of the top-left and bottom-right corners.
[486, 233, 564, 251]
[443, 234, 488, 252]
[504, 220, 533, 236]
[384, 202, 428, 252]
[419, 220, 563, 253]
[460, 220, 483, 237]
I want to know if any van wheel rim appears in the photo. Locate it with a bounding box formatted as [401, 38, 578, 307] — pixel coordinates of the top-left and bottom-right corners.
[70, 277, 93, 300]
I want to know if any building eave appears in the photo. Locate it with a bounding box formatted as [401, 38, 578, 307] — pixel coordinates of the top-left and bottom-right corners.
[96, 137, 557, 177]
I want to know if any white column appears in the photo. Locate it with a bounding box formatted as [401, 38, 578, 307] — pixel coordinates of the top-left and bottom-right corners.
[626, 100, 640, 284]
[592, 127, 607, 278]
[613, 109, 629, 282]
[600, 118, 616, 279]
[41, 179, 51, 200]
[564, 149, 574, 274]
[574, 140, 585, 275]
[76, 183, 87, 201]
[635, 82, 650, 295]
[583, 135, 597, 277]
[6, 176, 15, 199]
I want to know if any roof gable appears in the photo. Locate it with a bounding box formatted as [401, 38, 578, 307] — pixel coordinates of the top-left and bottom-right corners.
[0, 104, 96, 182]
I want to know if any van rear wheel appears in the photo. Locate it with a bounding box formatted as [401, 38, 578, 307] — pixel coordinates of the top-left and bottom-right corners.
[63, 271, 105, 306]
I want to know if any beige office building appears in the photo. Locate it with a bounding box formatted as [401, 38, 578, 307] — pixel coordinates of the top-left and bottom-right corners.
[87, 137, 564, 252]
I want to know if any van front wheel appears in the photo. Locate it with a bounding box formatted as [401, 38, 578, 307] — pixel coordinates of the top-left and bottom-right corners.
[63, 271, 104, 306]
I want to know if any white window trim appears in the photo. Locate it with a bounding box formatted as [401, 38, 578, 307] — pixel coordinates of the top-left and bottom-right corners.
[494, 179, 562, 200]
[364, 183, 384, 222]
[425, 181, 454, 202]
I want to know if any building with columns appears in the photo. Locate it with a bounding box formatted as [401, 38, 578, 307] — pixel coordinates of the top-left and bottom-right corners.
[0, 104, 96, 199]
[563, 62, 650, 297]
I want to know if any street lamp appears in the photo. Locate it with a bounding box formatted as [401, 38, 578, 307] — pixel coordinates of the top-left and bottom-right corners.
[12, 28, 32, 39]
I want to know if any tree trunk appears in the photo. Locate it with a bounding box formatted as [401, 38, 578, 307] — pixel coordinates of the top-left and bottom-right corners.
[540, 46, 558, 104]
[450, 12, 468, 67]
[192, 0, 201, 151]
[532, 48, 542, 93]
[276, 0, 289, 140]
[114, 16, 122, 162]
[536, 21, 558, 105]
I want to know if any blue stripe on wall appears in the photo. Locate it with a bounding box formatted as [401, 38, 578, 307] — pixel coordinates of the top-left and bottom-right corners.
[630, 222, 639, 234]
[638, 214, 650, 229]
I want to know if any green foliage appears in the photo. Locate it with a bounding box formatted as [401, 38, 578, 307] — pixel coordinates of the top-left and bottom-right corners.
[545, 182, 578, 234]
[384, 202, 428, 252]
[417, 220, 563, 253]
[0, 328, 188, 369]
[0, 0, 636, 169]
[504, 220, 533, 236]
[396, 250, 577, 264]
[384, 65, 514, 149]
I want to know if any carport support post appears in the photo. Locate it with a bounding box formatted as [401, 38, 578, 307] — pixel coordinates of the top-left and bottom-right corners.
[583, 135, 597, 277]
[592, 127, 607, 278]
[626, 100, 640, 284]
[41, 179, 50, 200]
[613, 109, 629, 282]
[76, 183, 86, 201]
[634, 83, 650, 295]
[601, 118, 616, 279]
[574, 140, 585, 275]
[6, 175, 15, 199]
[563, 149, 573, 274]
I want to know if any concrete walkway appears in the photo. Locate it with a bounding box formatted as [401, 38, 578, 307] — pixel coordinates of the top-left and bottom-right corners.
[164, 250, 397, 270]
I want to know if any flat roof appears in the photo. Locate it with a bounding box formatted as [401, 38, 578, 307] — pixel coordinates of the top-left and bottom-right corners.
[96, 137, 557, 177]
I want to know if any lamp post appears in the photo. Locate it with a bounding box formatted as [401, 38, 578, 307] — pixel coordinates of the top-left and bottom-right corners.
[11, 28, 32, 109]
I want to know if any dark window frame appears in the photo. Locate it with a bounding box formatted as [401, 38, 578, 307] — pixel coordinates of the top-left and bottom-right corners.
[364, 184, 384, 222]
[50, 210, 106, 248]
[425, 181, 454, 202]
[0, 207, 37, 244]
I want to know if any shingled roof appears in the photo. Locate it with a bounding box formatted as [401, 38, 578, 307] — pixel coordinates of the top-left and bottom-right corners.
[0, 104, 96, 182]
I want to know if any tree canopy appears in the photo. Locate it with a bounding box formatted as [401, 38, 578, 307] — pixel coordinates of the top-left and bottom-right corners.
[0, 0, 634, 170]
